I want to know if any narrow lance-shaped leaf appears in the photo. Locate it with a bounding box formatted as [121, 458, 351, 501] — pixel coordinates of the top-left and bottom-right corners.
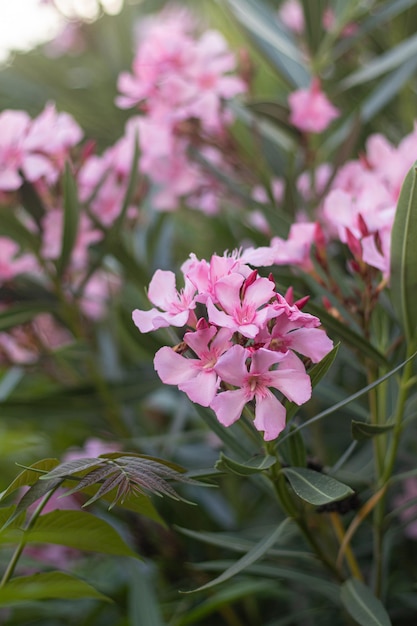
[185, 518, 291, 593]
[281, 467, 353, 506]
[277, 350, 417, 447]
[351, 420, 395, 441]
[215, 453, 277, 476]
[390, 162, 417, 343]
[57, 162, 80, 277]
[340, 578, 392, 626]
[224, 0, 310, 88]
[286, 343, 340, 421]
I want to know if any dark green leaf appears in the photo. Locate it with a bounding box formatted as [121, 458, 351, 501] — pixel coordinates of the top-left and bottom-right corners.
[351, 420, 395, 441]
[390, 162, 417, 342]
[215, 453, 277, 476]
[0, 572, 110, 605]
[281, 467, 353, 505]
[341, 578, 392, 626]
[184, 519, 291, 593]
[286, 344, 340, 421]
[57, 162, 80, 277]
[175, 580, 276, 626]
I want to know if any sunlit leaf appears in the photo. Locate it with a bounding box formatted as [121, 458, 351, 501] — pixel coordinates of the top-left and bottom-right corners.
[224, 0, 310, 87]
[0, 572, 110, 606]
[25, 509, 139, 558]
[0, 459, 59, 502]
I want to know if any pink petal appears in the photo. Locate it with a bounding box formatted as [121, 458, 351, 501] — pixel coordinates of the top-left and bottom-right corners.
[214, 344, 250, 387]
[210, 388, 248, 427]
[253, 392, 286, 441]
[154, 346, 197, 385]
[180, 370, 218, 406]
[287, 328, 333, 362]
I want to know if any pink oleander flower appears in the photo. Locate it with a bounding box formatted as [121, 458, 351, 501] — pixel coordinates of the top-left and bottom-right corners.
[154, 323, 233, 406]
[41, 210, 102, 270]
[258, 293, 334, 363]
[278, 0, 305, 34]
[288, 79, 340, 133]
[211, 345, 312, 441]
[0, 105, 83, 192]
[133, 250, 333, 441]
[0, 110, 31, 190]
[206, 271, 278, 339]
[270, 222, 323, 272]
[132, 269, 197, 333]
[23, 103, 83, 184]
[0, 237, 37, 282]
[116, 6, 246, 214]
[182, 252, 251, 304]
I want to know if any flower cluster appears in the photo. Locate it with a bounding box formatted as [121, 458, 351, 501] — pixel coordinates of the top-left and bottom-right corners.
[132, 252, 333, 441]
[115, 7, 246, 213]
[251, 122, 417, 282]
[0, 103, 82, 192]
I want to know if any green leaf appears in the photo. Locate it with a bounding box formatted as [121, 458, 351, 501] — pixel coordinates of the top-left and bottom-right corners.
[341, 31, 417, 89]
[176, 526, 315, 562]
[195, 560, 340, 603]
[184, 518, 291, 593]
[0, 304, 57, 331]
[300, 0, 327, 54]
[390, 162, 417, 342]
[25, 509, 139, 558]
[306, 303, 388, 367]
[174, 580, 276, 626]
[215, 453, 277, 476]
[334, 0, 417, 60]
[225, 0, 310, 88]
[0, 459, 59, 502]
[277, 350, 417, 446]
[128, 561, 166, 626]
[285, 426, 307, 468]
[351, 420, 395, 441]
[340, 578, 392, 626]
[286, 344, 340, 421]
[0, 572, 110, 606]
[57, 162, 80, 277]
[281, 467, 353, 506]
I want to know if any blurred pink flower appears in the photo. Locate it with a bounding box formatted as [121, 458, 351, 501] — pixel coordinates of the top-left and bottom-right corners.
[393, 478, 417, 539]
[288, 79, 340, 133]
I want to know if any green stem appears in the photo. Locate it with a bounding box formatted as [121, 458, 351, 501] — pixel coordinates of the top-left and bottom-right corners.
[372, 344, 416, 596]
[265, 443, 343, 582]
[53, 278, 129, 437]
[0, 487, 58, 588]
